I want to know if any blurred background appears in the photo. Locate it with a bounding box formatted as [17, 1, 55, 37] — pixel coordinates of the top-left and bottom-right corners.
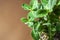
[0, 0, 32, 40]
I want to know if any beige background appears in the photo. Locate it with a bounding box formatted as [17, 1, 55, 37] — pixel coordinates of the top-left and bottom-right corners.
[0, 0, 32, 40]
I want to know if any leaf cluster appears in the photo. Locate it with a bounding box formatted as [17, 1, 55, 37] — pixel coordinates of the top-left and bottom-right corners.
[21, 0, 60, 40]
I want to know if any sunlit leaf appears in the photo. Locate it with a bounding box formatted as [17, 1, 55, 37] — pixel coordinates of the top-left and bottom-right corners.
[21, 17, 27, 23]
[41, 0, 57, 12]
[25, 21, 33, 27]
[30, 0, 39, 9]
[58, 0, 60, 5]
[22, 3, 31, 10]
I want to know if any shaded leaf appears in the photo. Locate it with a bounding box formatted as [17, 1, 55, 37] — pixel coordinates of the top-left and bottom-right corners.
[56, 22, 60, 31]
[37, 10, 48, 18]
[53, 5, 60, 16]
[31, 29, 40, 40]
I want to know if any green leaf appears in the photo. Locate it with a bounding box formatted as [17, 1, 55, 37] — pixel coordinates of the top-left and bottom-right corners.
[27, 11, 35, 21]
[52, 28, 56, 32]
[30, 0, 39, 9]
[57, 0, 60, 5]
[36, 22, 41, 31]
[31, 29, 40, 40]
[32, 21, 41, 31]
[51, 24, 56, 32]
[25, 21, 33, 27]
[21, 17, 27, 23]
[43, 23, 51, 26]
[37, 10, 48, 18]
[28, 10, 48, 21]
[22, 3, 31, 10]
[43, 16, 48, 21]
[41, 0, 57, 12]
[56, 22, 60, 31]
[53, 5, 60, 16]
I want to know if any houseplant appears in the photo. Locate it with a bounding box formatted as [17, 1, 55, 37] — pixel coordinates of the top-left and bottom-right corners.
[21, 0, 60, 40]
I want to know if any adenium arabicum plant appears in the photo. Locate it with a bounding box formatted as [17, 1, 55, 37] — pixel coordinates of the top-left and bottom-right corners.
[21, 0, 60, 40]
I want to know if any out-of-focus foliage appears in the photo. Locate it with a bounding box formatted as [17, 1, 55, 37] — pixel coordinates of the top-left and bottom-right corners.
[21, 0, 60, 40]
